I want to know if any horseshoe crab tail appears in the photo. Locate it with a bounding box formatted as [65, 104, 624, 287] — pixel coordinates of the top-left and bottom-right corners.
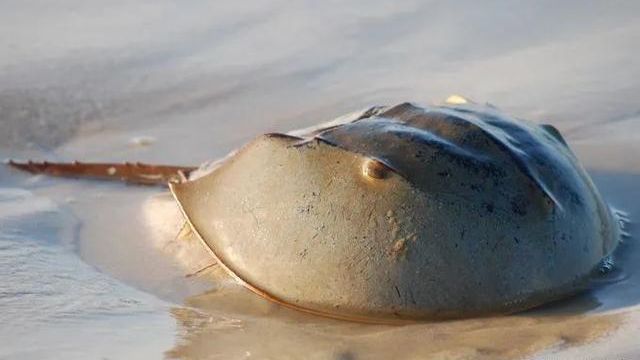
[5, 159, 197, 186]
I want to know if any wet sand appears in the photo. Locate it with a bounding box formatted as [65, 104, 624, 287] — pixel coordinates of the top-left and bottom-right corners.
[1, 1, 640, 359]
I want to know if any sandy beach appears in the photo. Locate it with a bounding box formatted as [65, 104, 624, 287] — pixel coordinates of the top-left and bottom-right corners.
[1, 1, 640, 359]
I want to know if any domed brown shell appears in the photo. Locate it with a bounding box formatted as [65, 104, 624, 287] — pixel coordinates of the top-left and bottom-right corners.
[170, 102, 618, 322]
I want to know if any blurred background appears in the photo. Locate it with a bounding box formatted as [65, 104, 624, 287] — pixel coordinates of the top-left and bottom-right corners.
[2, 1, 639, 164]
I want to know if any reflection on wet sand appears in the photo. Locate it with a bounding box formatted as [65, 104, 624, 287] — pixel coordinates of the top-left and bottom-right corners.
[167, 278, 621, 360]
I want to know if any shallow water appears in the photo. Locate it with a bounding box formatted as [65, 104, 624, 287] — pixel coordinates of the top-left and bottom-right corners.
[1, 1, 640, 359]
[0, 184, 174, 359]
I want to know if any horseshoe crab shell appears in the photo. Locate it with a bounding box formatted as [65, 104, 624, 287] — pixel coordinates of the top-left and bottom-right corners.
[170, 100, 619, 322]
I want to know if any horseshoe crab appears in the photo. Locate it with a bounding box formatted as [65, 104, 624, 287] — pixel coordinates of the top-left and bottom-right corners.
[7, 96, 621, 322]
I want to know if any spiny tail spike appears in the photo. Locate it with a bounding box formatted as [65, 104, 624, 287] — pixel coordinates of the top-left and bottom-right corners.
[6, 159, 197, 187]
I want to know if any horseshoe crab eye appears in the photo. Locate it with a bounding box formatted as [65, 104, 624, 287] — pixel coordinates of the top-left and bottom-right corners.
[362, 158, 391, 180]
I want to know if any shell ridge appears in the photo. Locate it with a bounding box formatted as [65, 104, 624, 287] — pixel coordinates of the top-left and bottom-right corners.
[434, 106, 563, 209]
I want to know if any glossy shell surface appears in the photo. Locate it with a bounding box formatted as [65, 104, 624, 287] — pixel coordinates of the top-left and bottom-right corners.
[170, 102, 618, 321]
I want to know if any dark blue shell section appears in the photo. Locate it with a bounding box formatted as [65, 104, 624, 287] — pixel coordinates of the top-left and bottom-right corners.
[315, 102, 594, 217]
